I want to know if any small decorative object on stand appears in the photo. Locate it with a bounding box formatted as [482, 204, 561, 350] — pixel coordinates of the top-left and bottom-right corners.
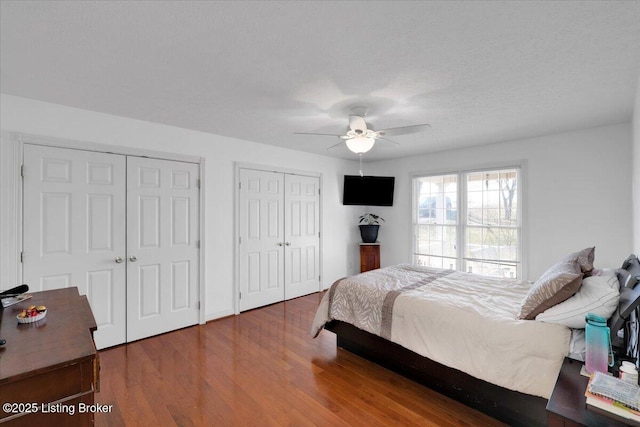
[620, 361, 639, 384]
[358, 213, 384, 243]
[16, 305, 47, 323]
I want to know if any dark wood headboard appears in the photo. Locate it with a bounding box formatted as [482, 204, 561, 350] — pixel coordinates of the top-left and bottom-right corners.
[609, 254, 640, 348]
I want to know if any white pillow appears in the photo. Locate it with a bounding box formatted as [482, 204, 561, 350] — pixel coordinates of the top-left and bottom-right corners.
[591, 268, 617, 279]
[590, 273, 620, 291]
[535, 275, 620, 328]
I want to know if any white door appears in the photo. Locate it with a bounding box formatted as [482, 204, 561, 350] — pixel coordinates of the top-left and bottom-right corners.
[284, 174, 320, 299]
[126, 157, 200, 342]
[22, 145, 127, 349]
[238, 169, 320, 311]
[238, 169, 285, 311]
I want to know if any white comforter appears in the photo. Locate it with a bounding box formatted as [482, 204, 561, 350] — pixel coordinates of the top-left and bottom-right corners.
[312, 264, 571, 399]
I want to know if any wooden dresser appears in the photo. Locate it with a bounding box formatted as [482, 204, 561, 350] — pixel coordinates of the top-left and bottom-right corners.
[360, 243, 381, 273]
[0, 287, 99, 426]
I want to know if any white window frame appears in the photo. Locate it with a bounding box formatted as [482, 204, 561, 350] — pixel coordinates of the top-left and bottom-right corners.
[412, 172, 460, 270]
[411, 162, 526, 279]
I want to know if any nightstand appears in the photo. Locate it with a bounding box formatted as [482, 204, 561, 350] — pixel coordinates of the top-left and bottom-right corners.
[359, 243, 380, 273]
[546, 358, 628, 426]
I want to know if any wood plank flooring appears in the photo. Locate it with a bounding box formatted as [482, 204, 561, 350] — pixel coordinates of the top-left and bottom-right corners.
[95, 292, 506, 426]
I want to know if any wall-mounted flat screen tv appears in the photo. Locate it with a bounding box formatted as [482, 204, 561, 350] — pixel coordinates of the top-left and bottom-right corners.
[343, 175, 395, 206]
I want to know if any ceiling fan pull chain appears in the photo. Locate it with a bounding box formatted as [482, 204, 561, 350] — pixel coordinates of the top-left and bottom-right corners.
[359, 154, 364, 177]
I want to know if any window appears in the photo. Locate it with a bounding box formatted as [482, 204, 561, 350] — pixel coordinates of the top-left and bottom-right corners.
[413, 167, 521, 278]
[414, 174, 459, 270]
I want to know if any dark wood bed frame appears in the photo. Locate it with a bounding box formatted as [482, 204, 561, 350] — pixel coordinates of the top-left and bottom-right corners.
[325, 319, 548, 427]
[324, 255, 640, 427]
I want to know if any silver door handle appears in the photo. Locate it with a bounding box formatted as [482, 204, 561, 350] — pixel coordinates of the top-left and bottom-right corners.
[129, 255, 138, 262]
[115, 256, 123, 264]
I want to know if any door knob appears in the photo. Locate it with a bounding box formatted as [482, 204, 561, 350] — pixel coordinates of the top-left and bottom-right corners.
[129, 255, 138, 262]
[115, 256, 123, 264]
[277, 242, 284, 247]
[285, 242, 291, 246]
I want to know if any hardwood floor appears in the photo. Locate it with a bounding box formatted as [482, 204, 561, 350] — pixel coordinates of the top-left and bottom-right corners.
[95, 293, 506, 426]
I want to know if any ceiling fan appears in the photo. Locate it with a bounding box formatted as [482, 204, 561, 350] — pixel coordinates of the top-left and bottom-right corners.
[295, 113, 430, 154]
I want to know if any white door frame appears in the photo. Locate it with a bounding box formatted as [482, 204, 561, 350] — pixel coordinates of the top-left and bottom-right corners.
[233, 162, 322, 314]
[1, 132, 207, 325]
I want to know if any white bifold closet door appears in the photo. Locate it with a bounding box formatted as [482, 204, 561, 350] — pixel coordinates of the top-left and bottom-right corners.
[23, 145, 127, 349]
[283, 173, 321, 300]
[238, 168, 320, 312]
[22, 145, 199, 349]
[126, 157, 200, 342]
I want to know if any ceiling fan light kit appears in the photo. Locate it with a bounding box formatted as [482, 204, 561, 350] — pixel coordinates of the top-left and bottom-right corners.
[345, 137, 375, 154]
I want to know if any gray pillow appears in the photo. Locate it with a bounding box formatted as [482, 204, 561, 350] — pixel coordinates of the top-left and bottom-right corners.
[559, 247, 595, 276]
[518, 260, 583, 320]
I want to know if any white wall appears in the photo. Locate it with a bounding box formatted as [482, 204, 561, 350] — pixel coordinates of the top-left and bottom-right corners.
[368, 123, 634, 280]
[633, 73, 640, 254]
[0, 94, 363, 319]
[2, 94, 635, 307]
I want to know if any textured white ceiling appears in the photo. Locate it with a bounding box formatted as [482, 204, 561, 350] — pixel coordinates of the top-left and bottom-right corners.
[1, 1, 640, 161]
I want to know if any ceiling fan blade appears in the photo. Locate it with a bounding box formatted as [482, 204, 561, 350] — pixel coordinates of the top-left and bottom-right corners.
[377, 136, 401, 146]
[348, 115, 367, 133]
[378, 123, 431, 136]
[326, 141, 346, 150]
[293, 132, 342, 137]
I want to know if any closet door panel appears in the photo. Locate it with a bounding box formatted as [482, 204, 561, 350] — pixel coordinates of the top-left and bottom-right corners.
[126, 157, 200, 342]
[284, 175, 320, 299]
[23, 144, 127, 349]
[238, 169, 285, 311]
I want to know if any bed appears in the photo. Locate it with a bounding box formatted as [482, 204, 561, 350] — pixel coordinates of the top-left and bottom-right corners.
[312, 251, 640, 427]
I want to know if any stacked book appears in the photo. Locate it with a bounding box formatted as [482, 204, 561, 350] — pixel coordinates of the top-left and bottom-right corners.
[585, 371, 640, 425]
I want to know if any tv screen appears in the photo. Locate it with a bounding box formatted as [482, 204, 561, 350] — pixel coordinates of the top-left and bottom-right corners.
[343, 175, 395, 206]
